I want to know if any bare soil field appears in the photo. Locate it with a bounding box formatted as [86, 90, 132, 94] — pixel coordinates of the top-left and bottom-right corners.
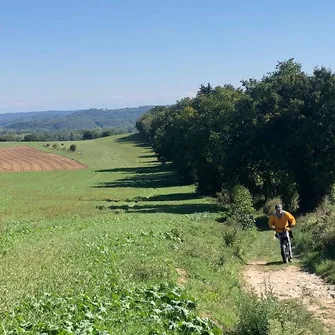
[0, 146, 88, 172]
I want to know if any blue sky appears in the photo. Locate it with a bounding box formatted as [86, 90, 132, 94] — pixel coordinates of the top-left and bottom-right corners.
[1, 0, 334, 112]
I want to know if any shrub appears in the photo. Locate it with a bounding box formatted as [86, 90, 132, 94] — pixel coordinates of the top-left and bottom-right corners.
[329, 184, 335, 204]
[294, 199, 335, 283]
[69, 144, 77, 152]
[82, 130, 99, 140]
[217, 188, 233, 207]
[263, 198, 282, 216]
[52, 143, 58, 149]
[228, 185, 255, 230]
[217, 185, 255, 229]
[232, 293, 275, 334]
[231, 292, 325, 335]
[101, 130, 112, 137]
[223, 227, 238, 247]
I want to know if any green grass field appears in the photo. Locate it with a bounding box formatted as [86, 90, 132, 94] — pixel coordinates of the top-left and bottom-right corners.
[0, 134, 325, 334]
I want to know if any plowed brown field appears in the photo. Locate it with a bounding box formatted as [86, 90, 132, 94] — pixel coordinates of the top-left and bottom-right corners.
[0, 146, 88, 172]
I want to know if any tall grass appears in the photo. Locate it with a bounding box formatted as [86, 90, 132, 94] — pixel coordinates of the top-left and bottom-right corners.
[294, 199, 335, 284]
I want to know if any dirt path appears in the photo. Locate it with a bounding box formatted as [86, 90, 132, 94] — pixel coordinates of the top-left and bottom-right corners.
[243, 261, 335, 332]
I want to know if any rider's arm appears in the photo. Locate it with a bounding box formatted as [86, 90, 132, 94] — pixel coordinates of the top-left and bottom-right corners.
[268, 215, 275, 229]
[286, 212, 296, 226]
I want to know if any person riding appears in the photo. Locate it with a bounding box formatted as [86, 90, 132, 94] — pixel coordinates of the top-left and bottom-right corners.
[268, 203, 296, 236]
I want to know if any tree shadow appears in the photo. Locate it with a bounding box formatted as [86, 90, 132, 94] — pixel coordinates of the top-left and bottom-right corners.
[143, 160, 159, 164]
[115, 133, 151, 148]
[139, 192, 202, 202]
[95, 165, 170, 174]
[255, 215, 270, 231]
[94, 171, 181, 189]
[258, 261, 285, 266]
[104, 193, 203, 204]
[108, 203, 220, 215]
[139, 154, 157, 159]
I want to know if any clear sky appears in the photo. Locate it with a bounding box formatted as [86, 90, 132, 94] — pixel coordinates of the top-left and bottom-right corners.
[1, 0, 334, 112]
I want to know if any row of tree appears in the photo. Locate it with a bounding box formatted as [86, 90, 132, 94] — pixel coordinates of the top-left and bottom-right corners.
[0, 127, 134, 142]
[136, 59, 335, 212]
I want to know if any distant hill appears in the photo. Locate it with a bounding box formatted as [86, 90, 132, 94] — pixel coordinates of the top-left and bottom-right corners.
[0, 106, 155, 132]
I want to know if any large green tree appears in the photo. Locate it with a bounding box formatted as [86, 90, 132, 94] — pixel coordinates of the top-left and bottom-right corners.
[136, 60, 335, 212]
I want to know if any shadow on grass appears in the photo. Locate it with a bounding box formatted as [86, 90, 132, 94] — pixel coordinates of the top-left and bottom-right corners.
[93, 149, 205, 213]
[115, 133, 151, 148]
[142, 192, 202, 202]
[138, 154, 157, 159]
[108, 203, 220, 215]
[94, 162, 195, 189]
[95, 165, 170, 174]
[105, 193, 202, 202]
[94, 171, 181, 189]
[255, 215, 270, 231]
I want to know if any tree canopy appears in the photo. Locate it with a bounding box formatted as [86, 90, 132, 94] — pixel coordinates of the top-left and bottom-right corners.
[136, 59, 335, 212]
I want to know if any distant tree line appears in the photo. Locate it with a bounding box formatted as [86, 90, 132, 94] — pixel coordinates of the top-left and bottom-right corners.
[0, 106, 154, 132]
[136, 59, 335, 212]
[0, 127, 134, 142]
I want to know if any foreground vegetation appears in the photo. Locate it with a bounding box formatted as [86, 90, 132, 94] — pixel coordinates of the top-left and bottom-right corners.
[0, 134, 327, 334]
[294, 199, 335, 284]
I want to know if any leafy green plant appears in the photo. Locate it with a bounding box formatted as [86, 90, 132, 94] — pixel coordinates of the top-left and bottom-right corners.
[1, 284, 221, 335]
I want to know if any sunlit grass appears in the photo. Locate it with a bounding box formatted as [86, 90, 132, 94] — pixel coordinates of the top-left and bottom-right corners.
[0, 134, 325, 334]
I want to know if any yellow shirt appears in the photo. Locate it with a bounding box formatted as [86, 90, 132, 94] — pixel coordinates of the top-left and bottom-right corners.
[268, 211, 296, 232]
